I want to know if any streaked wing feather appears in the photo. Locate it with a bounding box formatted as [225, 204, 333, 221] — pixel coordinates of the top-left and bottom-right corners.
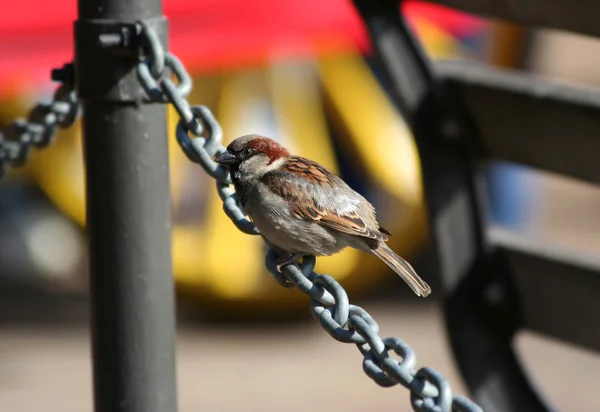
[308, 205, 386, 241]
[262, 156, 387, 242]
[379, 226, 392, 236]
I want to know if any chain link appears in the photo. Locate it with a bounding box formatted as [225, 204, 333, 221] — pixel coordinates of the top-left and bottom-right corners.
[0, 77, 79, 178]
[135, 22, 483, 412]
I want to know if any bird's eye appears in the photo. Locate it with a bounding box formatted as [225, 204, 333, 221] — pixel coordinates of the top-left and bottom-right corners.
[242, 147, 255, 157]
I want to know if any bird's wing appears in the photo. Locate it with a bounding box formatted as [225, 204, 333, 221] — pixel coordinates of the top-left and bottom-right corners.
[261, 156, 388, 242]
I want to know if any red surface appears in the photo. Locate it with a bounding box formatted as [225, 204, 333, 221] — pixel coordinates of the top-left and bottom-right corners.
[0, 0, 484, 96]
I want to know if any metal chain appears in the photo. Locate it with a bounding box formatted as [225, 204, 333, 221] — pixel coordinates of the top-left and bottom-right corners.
[0, 65, 79, 179]
[136, 21, 483, 412]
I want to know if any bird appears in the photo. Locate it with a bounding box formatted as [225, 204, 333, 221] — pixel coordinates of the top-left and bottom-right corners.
[214, 134, 431, 297]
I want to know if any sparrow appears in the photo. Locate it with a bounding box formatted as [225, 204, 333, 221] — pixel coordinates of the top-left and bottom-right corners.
[214, 134, 431, 297]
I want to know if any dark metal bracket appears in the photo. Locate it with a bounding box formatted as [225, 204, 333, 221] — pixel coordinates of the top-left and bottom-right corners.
[74, 16, 167, 101]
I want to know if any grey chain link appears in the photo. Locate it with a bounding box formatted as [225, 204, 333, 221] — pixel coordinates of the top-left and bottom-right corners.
[136, 21, 483, 412]
[0, 69, 79, 179]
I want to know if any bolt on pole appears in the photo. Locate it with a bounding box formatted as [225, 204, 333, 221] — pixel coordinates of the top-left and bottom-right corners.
[74, 0, 178, 411]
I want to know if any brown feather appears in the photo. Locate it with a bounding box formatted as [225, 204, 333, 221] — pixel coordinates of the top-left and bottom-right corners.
[371, 244, 431, 297]
[379, 226, 392, 236]
[245, 137, 290, 164]
[262, 156, 388, 242]
[282, 156, 335, 185]
[313, 209, 388, 241]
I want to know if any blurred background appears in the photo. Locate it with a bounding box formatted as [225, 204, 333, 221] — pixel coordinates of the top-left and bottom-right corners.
[2, 0, 600, 411]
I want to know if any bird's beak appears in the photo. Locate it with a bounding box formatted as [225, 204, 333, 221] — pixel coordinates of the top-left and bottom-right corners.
[214, 150, 238, 166]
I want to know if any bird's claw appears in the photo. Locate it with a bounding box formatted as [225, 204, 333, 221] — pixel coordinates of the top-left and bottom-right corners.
[275, 253, 305, 273]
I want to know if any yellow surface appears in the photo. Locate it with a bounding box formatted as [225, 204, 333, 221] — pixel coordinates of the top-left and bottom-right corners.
[412, 17, 461, 60]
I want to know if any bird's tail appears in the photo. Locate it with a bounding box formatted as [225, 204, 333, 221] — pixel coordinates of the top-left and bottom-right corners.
[372, 244, 431, 297]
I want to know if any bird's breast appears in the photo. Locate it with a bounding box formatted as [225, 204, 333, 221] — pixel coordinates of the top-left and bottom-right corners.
[242, 185, 347, 256]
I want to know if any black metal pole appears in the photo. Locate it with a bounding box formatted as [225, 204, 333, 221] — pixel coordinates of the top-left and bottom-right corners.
[74, 0, 178, 411]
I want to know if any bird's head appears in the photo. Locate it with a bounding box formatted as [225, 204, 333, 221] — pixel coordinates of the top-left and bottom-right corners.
[215, 134, 290, 183]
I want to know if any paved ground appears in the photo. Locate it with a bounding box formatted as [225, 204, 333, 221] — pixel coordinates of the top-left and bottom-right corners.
[1, 300, 600, 412]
